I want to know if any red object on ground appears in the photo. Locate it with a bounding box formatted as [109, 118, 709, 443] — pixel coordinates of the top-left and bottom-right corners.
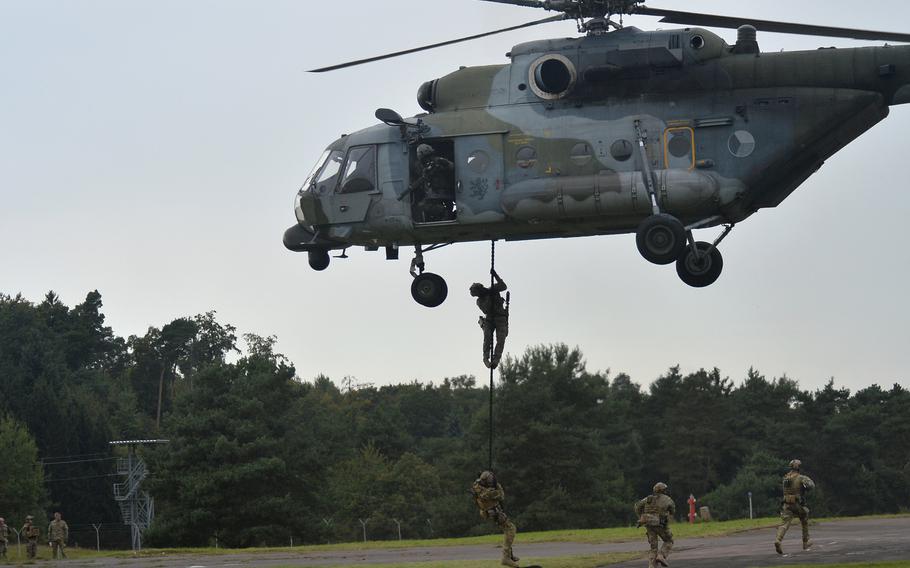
[688, 494, 697, 523]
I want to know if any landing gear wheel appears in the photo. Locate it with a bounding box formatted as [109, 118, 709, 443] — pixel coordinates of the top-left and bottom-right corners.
[308, 249, 330, 271]
[676, 241, 723, 288]
[410, 272, 448, 307]
[636, 214, 687, 265]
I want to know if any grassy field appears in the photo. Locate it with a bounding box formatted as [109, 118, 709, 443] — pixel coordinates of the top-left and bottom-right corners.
[749, 563, 910, 568]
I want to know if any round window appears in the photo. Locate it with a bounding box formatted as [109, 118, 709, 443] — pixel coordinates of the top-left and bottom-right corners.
[570, 142, 593, 166]
[466, 150, 490, 173]
[516, 146, 537, 169]
[667, 133, 691, 158]
[610, 139, 634, 162]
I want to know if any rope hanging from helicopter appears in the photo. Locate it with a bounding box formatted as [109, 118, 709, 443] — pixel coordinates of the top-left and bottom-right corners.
[485, 240, 509, 470]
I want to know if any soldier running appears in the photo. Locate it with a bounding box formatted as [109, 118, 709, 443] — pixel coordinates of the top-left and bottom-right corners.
[471, 470, 520, 568]
[48, 511, 69, 559]
[635, 482, 676, 568]
[22, 515, 40, 560]
[775, 459, 815, 554]
[470, 270, 509, 369]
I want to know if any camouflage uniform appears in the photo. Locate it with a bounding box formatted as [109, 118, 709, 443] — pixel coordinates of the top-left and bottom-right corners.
[22, 517, 40, 560]
[0, 518, 9, 559]
[471, 471, 519, 568]
[775, 459, 815, 554]
[635, 483, 676, 568]
[411, 144, 455, 222]
[470, 272, 509, 369]
[49, 514, 69, 559]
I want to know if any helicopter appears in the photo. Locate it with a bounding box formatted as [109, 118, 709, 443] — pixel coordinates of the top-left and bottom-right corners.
[284, 0, 910, 307]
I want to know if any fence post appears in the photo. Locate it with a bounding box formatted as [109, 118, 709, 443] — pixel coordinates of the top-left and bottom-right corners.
[748, 491, 754, 520]
[11, 528, 20, 559]
[91, 523, 102, 551]
[358, 518, 369, 543]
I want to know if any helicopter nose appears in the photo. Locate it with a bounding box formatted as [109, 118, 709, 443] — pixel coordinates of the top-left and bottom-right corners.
[283, 224, 315, 252]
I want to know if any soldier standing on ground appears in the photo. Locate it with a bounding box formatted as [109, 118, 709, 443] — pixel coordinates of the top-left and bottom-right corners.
[22, 515, 40, 560]
[48, 511, 69, 559]
[470, 270, 509, 369]
[471, 470, 520, 568]
[775, 459, 815, 554]
[0, 517, 9, 560]
[635, 482, 676, 568]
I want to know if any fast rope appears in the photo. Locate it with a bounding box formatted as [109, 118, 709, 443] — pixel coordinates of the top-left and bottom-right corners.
[488, 240, 495, 470]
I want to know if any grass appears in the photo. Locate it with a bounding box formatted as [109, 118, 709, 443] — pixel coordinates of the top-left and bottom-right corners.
[749, 563, 910, 568]
[7, 513, 905, 562]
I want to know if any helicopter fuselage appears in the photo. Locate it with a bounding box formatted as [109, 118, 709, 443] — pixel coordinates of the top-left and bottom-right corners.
[286, 26, 910, 273]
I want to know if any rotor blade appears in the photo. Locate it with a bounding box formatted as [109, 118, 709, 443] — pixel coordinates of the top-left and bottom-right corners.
[308, 14, 565, 73]
[636, 7, 910, 43]
[477, 0, 550, 9]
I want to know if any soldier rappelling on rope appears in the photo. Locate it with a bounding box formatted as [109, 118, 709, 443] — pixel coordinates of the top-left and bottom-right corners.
[470, 269, 509, 369]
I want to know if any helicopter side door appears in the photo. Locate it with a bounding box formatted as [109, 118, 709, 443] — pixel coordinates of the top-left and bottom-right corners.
[328, 145, 378, 224]
[453, 134, 505, 223]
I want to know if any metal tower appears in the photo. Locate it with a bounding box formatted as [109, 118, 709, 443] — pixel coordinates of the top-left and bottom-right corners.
[110, 439, 168, 551]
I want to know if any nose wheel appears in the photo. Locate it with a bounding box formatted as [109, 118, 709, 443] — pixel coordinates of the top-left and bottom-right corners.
[409, 243, 451, 307]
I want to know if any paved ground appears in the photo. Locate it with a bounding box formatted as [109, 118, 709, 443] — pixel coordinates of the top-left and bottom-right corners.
[27, 516, 910, 567]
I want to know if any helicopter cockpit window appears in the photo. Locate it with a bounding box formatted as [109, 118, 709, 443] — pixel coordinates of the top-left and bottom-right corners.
[338, 146, 376, 194]
[303, 150, 330, 190]
[313, 150, 344, 195]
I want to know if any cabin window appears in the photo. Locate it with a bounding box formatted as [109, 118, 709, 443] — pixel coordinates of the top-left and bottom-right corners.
[664, 127, 695, 169]
[338, 146, 376, 194]
[466, 150, 490, 174]
[516, 146, 537, 169]
[610, 139, 633, 162]
[570, 142, 593, 166]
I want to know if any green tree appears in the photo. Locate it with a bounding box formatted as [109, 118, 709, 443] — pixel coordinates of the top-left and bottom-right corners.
[0, 415, 48, 520]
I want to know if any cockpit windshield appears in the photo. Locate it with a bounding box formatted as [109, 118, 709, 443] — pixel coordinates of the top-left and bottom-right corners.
[303, 149, 345, 194]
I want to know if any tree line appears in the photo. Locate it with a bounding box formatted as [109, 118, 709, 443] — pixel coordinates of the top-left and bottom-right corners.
[0, 291, 907, 548]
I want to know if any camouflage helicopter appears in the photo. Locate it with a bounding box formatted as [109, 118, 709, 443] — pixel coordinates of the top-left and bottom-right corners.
[284, 0, 910, 307]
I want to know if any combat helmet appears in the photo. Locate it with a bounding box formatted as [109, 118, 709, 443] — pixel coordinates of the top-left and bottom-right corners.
[416, 144, 435, 161]
[789, 459, 802, 470]
[479, 470, 496, 485]
[469, 282, 485, 296]
[653, 482, 668, 494]
[25, 515, 33, 521]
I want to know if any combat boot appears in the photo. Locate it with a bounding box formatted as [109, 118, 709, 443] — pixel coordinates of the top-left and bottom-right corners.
[774, 541, 783, 555]
[501, 549, 519, 567]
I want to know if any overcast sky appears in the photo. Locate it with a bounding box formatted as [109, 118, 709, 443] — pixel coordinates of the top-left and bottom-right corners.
[2, 0, 908, 393]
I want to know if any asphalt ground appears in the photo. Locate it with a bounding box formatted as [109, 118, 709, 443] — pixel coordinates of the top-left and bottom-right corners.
[27, 516, 910, 567]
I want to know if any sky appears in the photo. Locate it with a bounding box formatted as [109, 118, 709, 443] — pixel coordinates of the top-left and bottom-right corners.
[1, 0, 909, 393]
